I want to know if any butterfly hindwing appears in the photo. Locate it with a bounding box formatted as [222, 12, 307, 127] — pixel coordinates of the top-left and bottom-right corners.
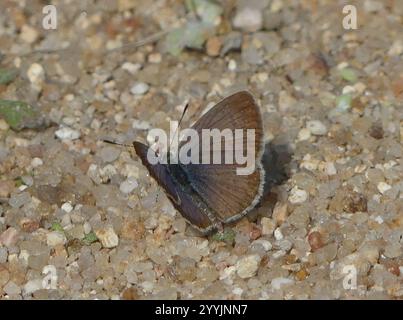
[133, 141, 214, 232]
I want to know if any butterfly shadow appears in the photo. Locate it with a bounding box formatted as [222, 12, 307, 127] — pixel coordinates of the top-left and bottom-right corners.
[230, 140, 293, 227]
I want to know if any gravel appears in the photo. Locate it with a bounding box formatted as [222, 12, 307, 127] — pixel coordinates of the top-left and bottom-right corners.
[0, 0, 402, 300]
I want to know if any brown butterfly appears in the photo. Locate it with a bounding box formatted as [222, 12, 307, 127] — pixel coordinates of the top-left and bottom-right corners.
[133, 91, 265, 234]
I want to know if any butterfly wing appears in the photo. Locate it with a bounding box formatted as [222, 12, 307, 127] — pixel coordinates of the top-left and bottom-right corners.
[181, 91, 265, 223]
[133, 141, 214, 232]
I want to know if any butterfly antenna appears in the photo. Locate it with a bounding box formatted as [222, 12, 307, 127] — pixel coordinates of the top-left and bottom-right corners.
[101, 139, 134, 149]
[169, 102, 190, 148]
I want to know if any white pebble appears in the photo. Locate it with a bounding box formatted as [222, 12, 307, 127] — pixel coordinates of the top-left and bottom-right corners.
[228, 59, 237, 71]
[233, 7, 263, 32]
[27, 63, 45, 85]
[130, 82, 149, 95]
[121, 62, 141, 74]
[61, 202, 73, 213]
[306, 120, 327, 136]
[274, 228, 284, 241]
[235, 254, 261, 279]
[55, 127, 81, 140]
[30, 157, 43, 168]
[377, 182, 391, 194]
[96, 227, 119, 248]
[289, 187, 308, 204]
[374, 216, 384, 224]
[342, 85, 356, 95]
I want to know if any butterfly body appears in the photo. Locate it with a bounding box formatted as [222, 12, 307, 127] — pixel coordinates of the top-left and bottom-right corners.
[134, 91, 265, 234]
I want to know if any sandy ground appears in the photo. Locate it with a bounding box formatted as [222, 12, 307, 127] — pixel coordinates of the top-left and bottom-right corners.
[0, 0, 402, 299]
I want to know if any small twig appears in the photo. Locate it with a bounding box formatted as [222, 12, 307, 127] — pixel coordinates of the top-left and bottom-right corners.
[106, 30, 170, 54]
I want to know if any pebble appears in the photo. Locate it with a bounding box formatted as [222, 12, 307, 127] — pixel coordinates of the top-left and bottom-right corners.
[119, 177, 139, 194]
[233, 7, 263, 32]
[132, 119, 151, 130]
[55, 127, 81, 140]
[9, 192, 31, 208]
[0, 181, 14, 198]
[0, 247, 7, 263]
[95, 227, 119, 248]
[23, 279, 44, 295]
[98, 146, 121, 163]
[272, 202, 288, 224]
[288, 187, 308, 204]
[271, 277, 294, 290]
[384, 243, 401, 259]
[220, 32, 242, 56]
[261, 217, 276, 236]
[274, 228, 284, 241]
[31, 157, 43, 168]
[306, 120, 327, 135]
[3, 280, 21, 296]
[278, 91, 297, 113]
[20, 24, 39, 44]
[121, 62, 142, 74]
[130, 82, 149, 95]
[278, 239, 292, 251]
[263, 10, 282, 30]
[61, 202, 73, 213]
[46, 231, 67, 246]
[308, 231, 325, 251]
[27, 63, 45, 86]
[148, 53, 162, 64]
[0, 227, 19, 247]
[235, 254, 261, 279]
[251, 239, 272, 251]
[388, 40, 403, 56]
[364, 0, 384, 12]
[228, 59, 237, 71]
[377, 182, 391, 194]
[323, 162, 337, 175]
[0, 119, 10, 131]
[206, 37, 222, 57]
[297, 128, 311, 141]
[0, 265, 9, 287]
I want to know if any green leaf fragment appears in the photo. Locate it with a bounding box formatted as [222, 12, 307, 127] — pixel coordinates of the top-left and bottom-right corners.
[51, 222, 64, 233]
[14, 176, 24, 188]
[0, 68, 17, 85]
[165, 28, 187, 56]
[340, 68, 357, 83]
[82, 232, 98, 245]
[211, 228, 236, 243]
[0, 99, 40, 130]
[165, 22, 214, 56]
[186, 0, 223, 25]
[336, 94, 352, 111]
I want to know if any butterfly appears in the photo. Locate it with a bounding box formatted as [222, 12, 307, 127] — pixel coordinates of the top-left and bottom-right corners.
[133, 91, 265, 234]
